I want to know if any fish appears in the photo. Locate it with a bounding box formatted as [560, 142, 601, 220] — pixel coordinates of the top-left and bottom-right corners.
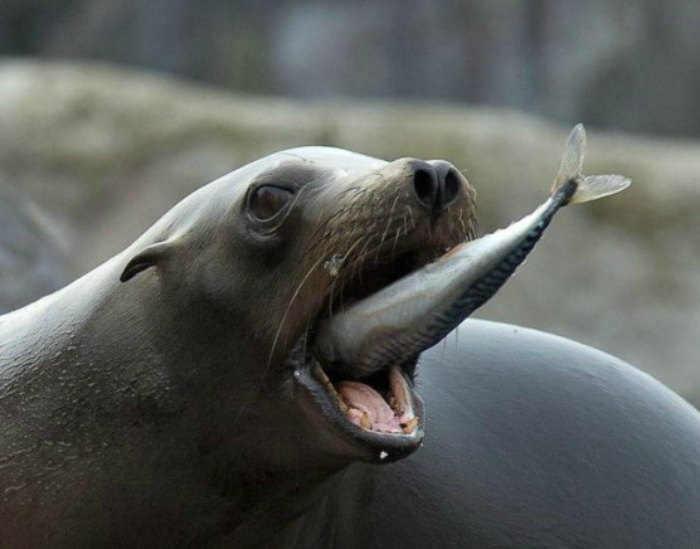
[312, 124, 631, 376]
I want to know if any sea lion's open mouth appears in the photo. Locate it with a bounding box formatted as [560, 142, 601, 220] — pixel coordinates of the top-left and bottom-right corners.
[291, 246, 435, 461]
[312, 362, 419, 436]
[295, 353, 424, 462]
[294, 248, 433, 459]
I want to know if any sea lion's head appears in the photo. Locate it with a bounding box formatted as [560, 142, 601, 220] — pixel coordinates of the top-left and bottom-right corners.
[119, 146, 475, 468]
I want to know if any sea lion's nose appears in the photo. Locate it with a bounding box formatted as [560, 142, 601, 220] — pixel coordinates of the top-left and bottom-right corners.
[411, 160, 462, 212]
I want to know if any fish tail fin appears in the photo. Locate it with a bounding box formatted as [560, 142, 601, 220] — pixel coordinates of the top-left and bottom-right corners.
[569, 174, 632, 204]
[550, 124, 631, 205]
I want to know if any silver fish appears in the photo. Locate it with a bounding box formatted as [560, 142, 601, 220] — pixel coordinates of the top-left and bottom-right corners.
[313, 124, 631, 375]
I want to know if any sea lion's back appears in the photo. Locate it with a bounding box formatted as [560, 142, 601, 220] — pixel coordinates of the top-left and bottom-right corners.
[352, 319, 700, 547]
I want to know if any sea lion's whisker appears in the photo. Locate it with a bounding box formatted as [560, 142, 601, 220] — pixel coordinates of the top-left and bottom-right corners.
[405, 204, 416, 232]
[267, 255, 326, 371]
[391, 224, 405, 257]
[327, 277, 340, 319]
[459, 217, 468, 241]
[353, 234, 401, 269]
[351, 233, 381, 285]
[377, 194, 402, 266]
[351, 228, 405, 267]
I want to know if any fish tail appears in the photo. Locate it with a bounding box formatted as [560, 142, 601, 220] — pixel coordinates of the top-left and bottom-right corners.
[550, 124, 631, 205]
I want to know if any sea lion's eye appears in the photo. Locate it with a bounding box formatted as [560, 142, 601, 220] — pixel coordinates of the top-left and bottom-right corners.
[249, 185, 294, 220]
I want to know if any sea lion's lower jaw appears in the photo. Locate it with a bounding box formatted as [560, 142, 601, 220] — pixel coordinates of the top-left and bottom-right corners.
[296, 358, 424, 462]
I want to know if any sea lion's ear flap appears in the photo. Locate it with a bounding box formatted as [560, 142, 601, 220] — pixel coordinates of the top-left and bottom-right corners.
[119, 242, 172, 283]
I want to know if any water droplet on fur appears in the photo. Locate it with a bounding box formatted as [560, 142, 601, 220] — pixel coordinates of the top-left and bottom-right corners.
[324, 254, 345, 277]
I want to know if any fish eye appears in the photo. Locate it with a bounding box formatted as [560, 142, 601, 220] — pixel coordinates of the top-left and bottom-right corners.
[248, 185, 294, 220]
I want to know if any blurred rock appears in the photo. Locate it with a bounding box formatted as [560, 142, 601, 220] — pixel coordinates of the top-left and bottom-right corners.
[0, 61, 698, 406]
[0, 180, 68, 313]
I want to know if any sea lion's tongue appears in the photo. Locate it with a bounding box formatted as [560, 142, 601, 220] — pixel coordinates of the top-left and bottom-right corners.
[337, 381, 402, 433]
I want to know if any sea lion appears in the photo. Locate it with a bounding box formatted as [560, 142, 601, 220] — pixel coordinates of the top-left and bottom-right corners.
[1, 140, 699, 548]
[0, 146, 476, 546]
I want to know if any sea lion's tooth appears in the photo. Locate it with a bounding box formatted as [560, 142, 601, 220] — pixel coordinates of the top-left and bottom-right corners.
[402, 417, 418, 434]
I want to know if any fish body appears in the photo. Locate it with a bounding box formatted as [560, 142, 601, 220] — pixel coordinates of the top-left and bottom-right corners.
[313, 125, 631, 375]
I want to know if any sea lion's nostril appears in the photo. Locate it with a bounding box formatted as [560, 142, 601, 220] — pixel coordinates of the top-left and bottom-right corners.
[443, 170, 461, 208]
[429, 161, 463, 210]
[413, 166, 439, 210]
